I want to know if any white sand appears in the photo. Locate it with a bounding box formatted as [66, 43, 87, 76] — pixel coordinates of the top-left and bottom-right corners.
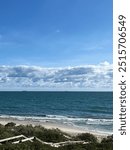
[0, 116, 111, 142]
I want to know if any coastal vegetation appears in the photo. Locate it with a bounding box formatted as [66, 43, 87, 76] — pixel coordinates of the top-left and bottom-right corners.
[0, 123, 113, 150]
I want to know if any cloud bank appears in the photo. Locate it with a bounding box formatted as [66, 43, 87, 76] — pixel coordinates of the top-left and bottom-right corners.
[0, 62, 112, 91]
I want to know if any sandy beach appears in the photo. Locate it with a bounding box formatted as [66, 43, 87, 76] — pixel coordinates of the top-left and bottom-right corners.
[0, 116, 111, 142]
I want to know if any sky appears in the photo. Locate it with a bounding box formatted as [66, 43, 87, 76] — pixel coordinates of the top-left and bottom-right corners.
[0, 0, 113, 91]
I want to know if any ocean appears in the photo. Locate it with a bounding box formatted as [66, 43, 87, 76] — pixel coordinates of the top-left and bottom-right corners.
[0, 91, 113, 134]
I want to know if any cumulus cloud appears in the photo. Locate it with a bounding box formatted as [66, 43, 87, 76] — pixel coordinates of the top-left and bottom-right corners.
[0, 62, 113, 91]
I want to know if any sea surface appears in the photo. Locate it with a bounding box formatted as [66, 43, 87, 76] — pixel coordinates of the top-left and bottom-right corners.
[0, 91, 113, 134]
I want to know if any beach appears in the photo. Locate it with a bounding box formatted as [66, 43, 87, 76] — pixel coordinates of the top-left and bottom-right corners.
[0, 91, 113, 144]
[0, 91, 113, 134]
[0, 116, 111, 142]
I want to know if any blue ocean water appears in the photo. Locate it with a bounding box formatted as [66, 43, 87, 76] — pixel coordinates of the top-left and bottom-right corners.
[0, 91, 113, 134]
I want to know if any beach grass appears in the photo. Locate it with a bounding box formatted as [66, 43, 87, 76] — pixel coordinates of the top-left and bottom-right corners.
[0, 122, 113, 150]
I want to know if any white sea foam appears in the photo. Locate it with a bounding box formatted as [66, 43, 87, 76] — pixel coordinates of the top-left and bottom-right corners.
[0, 114, 112, 125]
[0, 114, 113, 135]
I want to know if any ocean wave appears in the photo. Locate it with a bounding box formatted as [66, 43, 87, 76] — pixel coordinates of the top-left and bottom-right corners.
[45, 115, 113, 125]
[0, 114, 112, 125]
[0, 114, 113, 134]
[85, 118, 113, 125]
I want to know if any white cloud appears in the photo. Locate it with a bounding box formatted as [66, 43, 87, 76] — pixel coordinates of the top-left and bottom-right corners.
[0, 62, 113, 91]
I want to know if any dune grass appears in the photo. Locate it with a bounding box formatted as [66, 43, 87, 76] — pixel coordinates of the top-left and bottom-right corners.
[0, 122, 113, 150]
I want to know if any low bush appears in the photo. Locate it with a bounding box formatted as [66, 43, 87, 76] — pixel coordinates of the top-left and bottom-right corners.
[0, 123, 113, 150]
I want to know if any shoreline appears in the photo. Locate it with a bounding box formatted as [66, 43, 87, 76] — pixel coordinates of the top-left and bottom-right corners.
[0, 116, 112, 142]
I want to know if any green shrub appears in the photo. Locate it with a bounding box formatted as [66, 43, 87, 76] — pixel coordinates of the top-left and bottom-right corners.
[76, 133, 97, 143]
[5, 122, 16, 128]
[0, 123, 113, 150]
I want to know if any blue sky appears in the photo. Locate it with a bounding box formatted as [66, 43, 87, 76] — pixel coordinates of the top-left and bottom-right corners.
[0, 0, 112, 67]
[0, 0, 113, 90]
